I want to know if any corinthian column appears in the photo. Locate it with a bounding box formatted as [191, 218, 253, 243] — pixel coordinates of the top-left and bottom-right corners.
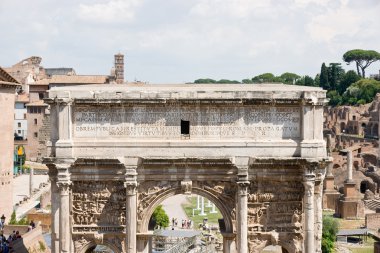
[314, 175, 324, 253]
[125, 168, 138, 253]
[303, 173, 315, 253]
[236, 165, 249, 253]
[56, 165, 72, 253]
[237, 180, 249, 253]
[48, 165, 60, 253]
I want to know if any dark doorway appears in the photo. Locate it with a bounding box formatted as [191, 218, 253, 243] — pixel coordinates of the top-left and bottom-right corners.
[360, 181, 369, 194]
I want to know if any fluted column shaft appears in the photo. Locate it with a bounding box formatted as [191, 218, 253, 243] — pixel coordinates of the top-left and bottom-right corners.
[303, 174, 315, 253]
[125, 168, 137, 253]
[48, 167, 60, 253]
[56, 165, 71, 253]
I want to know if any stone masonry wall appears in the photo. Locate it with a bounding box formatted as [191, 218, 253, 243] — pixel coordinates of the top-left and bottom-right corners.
[365, 213, 380, 231]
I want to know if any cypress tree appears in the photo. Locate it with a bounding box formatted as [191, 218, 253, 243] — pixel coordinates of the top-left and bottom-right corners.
[320, 63, 329, 90]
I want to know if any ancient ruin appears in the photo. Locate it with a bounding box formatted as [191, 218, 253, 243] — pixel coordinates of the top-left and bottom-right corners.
[44, 83, 329, 253]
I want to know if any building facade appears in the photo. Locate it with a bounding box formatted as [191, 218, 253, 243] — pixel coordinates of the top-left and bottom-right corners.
[14, 93, 29, 139]
[26, 101, 48, 161]
[45, 83, 329, 253]
[0, 67, 19, 220]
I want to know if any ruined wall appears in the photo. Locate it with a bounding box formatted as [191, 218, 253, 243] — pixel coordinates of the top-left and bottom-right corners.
[366, 213, 380, 231]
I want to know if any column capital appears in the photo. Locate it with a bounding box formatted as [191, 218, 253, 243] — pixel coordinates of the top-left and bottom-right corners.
[125, 181, 137, 195]
[237, 181, 250, 196]
[56, 164, 72, 195]
[125, 167, 138, 196]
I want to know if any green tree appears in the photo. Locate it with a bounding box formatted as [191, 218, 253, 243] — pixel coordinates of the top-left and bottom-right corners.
[151, 205, 169, 229]
[194, 78, 217, 84]
[328, 63, 345, 91]
[295, 75, 316, 86]
[280, 72, 300, 84]
[314, 74, 320, 88]
[9, 210, 17, 224]
[322, 215, 339, 253]
[327, 90, 342, 106]
[343, 49, 380, 77]
[242, 78, 253, 84]
[343, 79, 380, 105]
[320, 63, 330, 90]
[252, 73, 276, 83]
[338, 70, 361, 94]
[216, 79, 240, 84]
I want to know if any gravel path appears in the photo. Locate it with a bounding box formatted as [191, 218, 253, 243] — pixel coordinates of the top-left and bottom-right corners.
[161, 194, 189, 227]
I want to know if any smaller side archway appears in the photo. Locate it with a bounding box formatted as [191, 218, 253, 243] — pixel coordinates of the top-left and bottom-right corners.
[76, 241, 121, 253]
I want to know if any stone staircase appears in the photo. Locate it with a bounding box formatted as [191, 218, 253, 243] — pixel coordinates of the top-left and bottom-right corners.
[364, 199, 380, 211]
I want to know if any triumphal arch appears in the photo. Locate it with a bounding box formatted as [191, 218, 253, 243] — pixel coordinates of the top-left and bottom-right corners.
[44, 83, 329, 253]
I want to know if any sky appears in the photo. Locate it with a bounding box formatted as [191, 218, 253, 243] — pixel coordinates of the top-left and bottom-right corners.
[0, 0, 379, 83]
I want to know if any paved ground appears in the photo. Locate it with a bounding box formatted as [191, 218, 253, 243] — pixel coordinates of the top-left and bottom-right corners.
[13, 174, 49, 205]
[161, 194, 189, 228]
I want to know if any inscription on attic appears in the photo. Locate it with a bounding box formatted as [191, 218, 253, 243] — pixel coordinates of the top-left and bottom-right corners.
[73, 105, 300, 139]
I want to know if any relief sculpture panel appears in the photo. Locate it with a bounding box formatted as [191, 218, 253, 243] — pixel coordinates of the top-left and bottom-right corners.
[72, 181, 126, 234]
[73, 105, 300, 140]
[248, 180, 304, 253]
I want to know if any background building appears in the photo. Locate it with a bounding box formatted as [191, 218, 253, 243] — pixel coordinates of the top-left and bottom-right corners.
[14, 93, 29, 140]
[0, 67, 19, 220]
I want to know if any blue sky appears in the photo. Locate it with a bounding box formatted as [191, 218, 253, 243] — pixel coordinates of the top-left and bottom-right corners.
[1, 0, 379, 83]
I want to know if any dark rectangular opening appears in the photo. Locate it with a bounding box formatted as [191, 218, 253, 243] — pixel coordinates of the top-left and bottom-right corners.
[181, 120, 190, 135]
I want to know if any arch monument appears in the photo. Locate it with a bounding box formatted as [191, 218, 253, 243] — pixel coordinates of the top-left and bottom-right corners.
[44, 83, 330, 253]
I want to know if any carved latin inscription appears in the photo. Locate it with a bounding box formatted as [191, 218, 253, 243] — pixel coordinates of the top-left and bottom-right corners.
[74, 106, 300, 139]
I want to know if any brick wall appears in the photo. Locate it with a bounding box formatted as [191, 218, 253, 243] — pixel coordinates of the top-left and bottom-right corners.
[366, 213, 380, 231]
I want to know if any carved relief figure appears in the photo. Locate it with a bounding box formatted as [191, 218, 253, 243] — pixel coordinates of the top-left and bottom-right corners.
[72, 181, 126, 230]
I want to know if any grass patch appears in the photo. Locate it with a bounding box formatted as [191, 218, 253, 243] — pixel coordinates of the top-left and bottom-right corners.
[349, 248, 374, 253]
[182, 196, 223, 227]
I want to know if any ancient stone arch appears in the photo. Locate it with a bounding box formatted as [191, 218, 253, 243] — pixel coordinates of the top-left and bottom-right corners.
[44, 83, 329, 253]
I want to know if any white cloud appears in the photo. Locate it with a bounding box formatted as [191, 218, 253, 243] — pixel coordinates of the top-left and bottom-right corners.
[78, 0, 143, 24]
[190, 0, 274, 18]
[306, 0, 380, 43]
[0, 0, 379, 83]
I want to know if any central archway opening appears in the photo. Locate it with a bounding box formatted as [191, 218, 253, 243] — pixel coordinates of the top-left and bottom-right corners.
[148, 194, 225, 252]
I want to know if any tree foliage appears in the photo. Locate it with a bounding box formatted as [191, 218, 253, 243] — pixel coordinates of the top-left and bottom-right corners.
[194, 78, 240, 84]
[295, 75, 316, 86]
[322, 216, 339, 253]
[151, 205, 169, 229]
[328, 63, 345, 90]
[343, 49, 380, 78]
[252, 73, 277, 83]
[342, 79, 380, 105]
[9, 210, 29, 225]
[337, 70, 361, 95]
[320, 63, 329, 90]
[280, 72, 300, 84]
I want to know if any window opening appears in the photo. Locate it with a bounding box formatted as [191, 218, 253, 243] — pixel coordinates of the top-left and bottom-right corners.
[181, 120, 190, 136]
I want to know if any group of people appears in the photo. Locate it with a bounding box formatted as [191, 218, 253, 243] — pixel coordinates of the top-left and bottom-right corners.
[0, 213, 36, 253]
[0, 230, 22, 253]
[171, 218, 193, 229]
